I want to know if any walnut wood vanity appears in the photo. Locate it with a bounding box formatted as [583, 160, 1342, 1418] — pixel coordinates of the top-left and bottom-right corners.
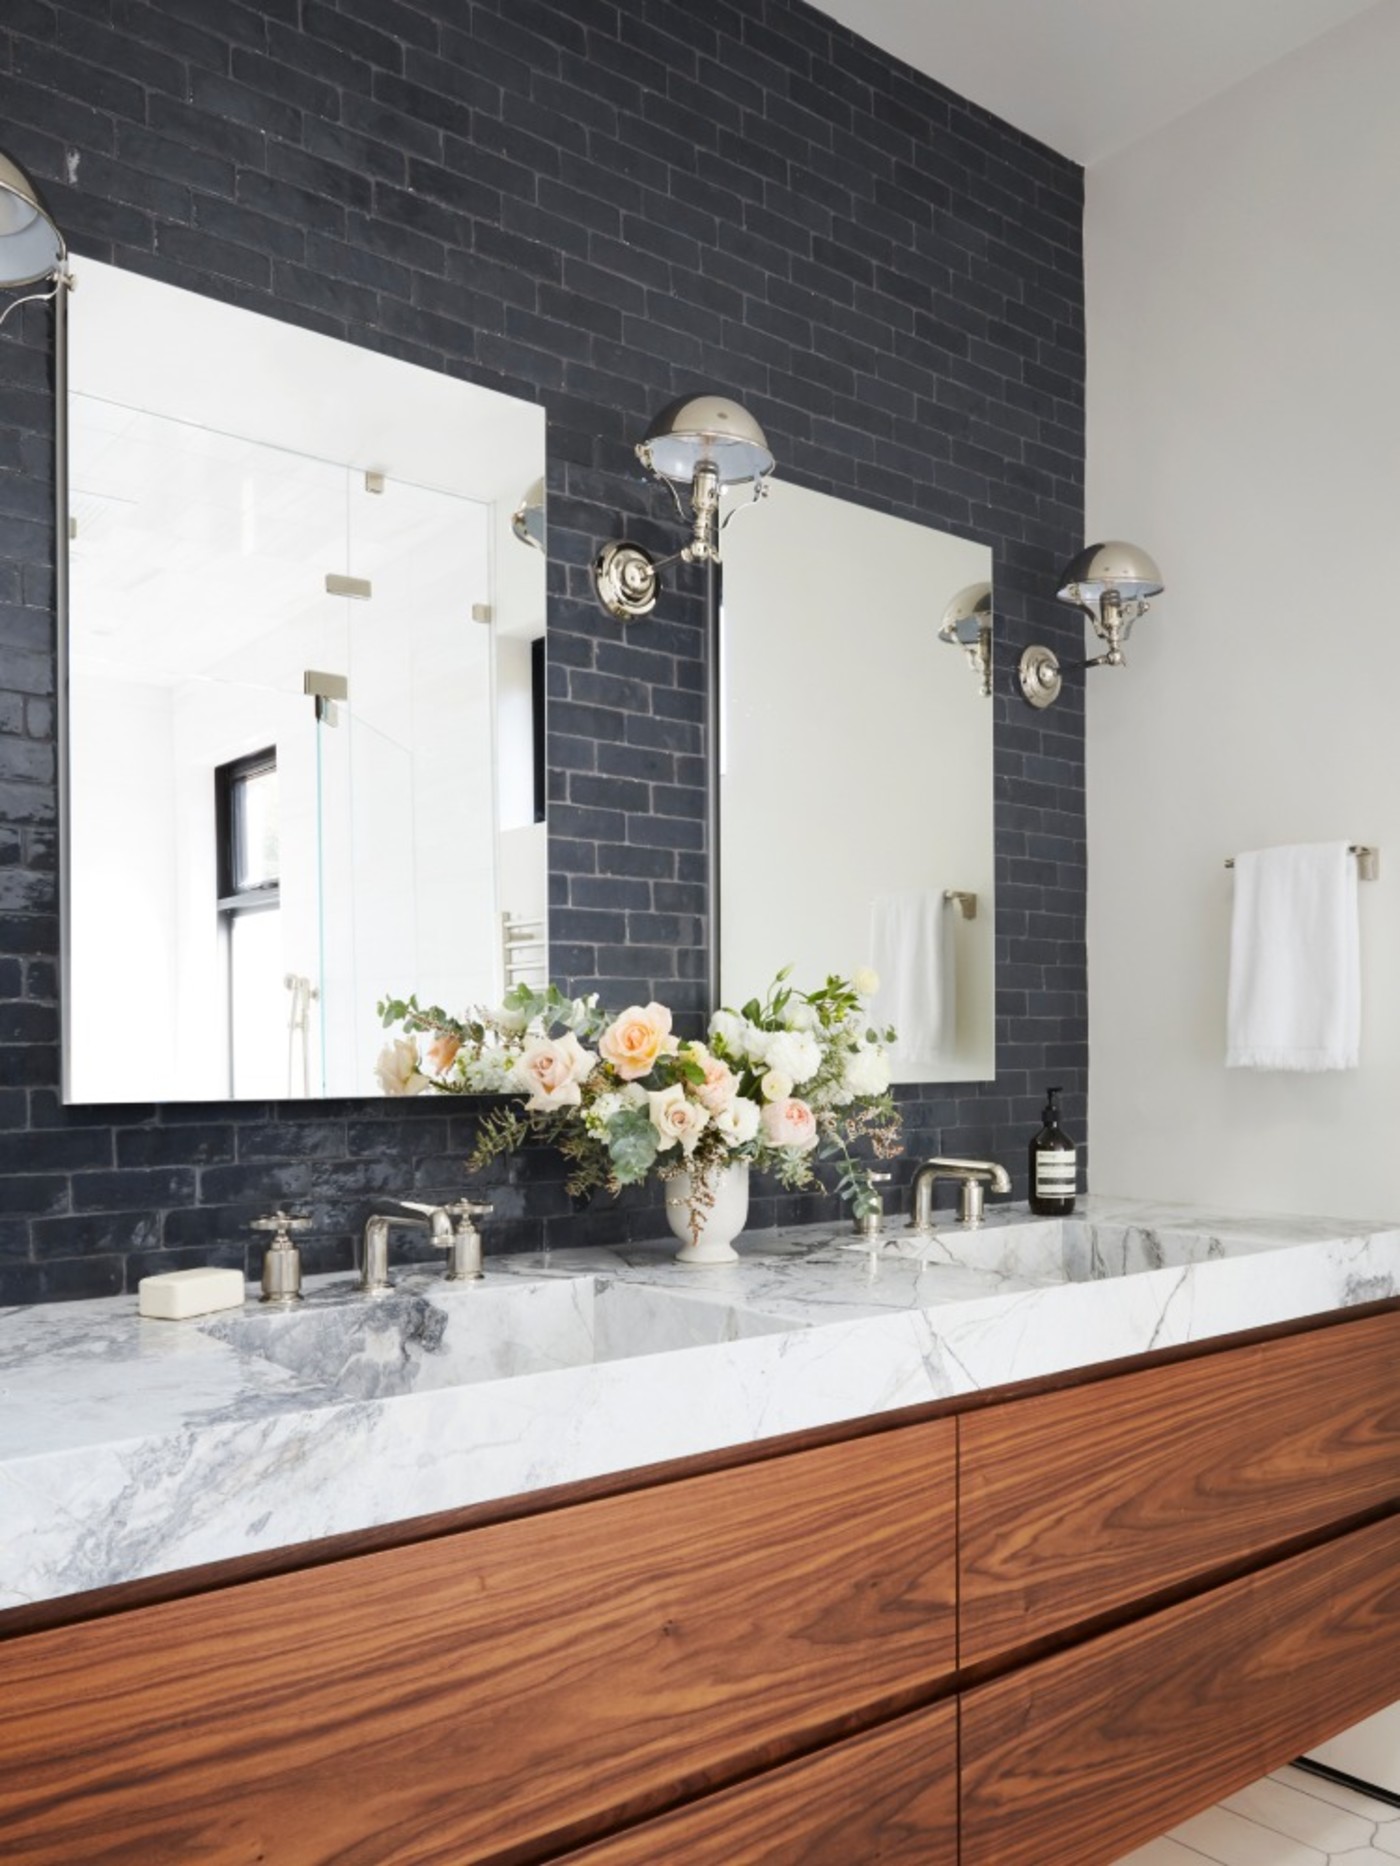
[2, 1299, 1397, 1866]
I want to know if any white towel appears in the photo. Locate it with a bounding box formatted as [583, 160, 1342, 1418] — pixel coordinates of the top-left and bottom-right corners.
[870, 891, 955, 1065]
[1226, 842, 1359, 1071]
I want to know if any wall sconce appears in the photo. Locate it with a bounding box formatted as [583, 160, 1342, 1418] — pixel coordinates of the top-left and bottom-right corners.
[511, 477, 546, 553]
[593, 394, 774, 622]
[1017, 539, 1165, 708]
[939, 581, 993, 697]
[0, 149, 68, 301]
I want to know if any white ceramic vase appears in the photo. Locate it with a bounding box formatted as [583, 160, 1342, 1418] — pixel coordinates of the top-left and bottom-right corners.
[665, 1161, 750, 1265]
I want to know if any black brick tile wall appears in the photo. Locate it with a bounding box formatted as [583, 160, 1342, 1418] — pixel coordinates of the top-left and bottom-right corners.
[0, 0, 1086, 1303]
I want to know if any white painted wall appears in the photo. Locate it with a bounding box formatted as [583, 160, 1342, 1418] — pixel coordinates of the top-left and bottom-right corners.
[1085, 2, 1400, 1219]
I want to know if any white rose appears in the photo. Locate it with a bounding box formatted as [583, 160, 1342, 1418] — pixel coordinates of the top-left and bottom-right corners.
[713, 1096, 761, 1146]
[853, 967, 880, 996]
[648, 1083, 708, 1155]
[760, 1069, 794, 1103]
[763, 1029, 822, 1085]
[375, 1038, 430, 1097]
[844, 1044, 890, 1097]
[513, 1032, 596, 1111]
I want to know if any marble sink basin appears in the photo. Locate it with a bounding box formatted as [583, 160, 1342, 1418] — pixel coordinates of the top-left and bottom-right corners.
[202, 1274, 790, 1401]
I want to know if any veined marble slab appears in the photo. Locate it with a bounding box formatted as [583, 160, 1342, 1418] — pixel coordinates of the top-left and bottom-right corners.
[1, 1197, 1396, 1612]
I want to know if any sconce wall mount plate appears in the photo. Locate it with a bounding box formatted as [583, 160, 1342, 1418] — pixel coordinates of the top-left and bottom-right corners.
[594, 539, 660, 622]
[1019, 644, 1063, 709]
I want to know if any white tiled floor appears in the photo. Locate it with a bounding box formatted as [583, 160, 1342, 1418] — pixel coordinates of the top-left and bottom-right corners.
[1117, 1767, 1400, 1864]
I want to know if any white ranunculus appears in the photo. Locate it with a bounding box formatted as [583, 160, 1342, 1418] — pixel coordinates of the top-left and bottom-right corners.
[493, 1004, 528, 1035]
[376, 1038, 430, 1097]
[783, 1000, 819, 1032]
[708, 1008, 748, 1054]
[760, 1069, 794, 1104]
[713, 1096, 761, 1146]
[763, 1029, 822, 1085]
[853, 967, 880, 996]
[844, 1044, 890, 1098]
[742, 1024, 774, 1064]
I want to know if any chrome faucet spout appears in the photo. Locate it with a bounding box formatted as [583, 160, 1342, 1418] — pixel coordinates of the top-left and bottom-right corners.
[909, 1156, 1011, 1232]
[359, 1200, 454, 1292]
[358, 1198, 493, 1292]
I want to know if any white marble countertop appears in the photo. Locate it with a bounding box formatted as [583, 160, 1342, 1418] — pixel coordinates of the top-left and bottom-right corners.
[2, 1196, 1397, 1613]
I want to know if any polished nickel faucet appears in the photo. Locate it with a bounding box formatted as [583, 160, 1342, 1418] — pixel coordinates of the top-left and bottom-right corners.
[359, 1198, 492, 1292]
[908, 1157, 1011, 1232]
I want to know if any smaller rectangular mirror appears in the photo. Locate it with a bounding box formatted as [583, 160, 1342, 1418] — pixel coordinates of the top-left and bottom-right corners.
[719, 480, 995, 1083]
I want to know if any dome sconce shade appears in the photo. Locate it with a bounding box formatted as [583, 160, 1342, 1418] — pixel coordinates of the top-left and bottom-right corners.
[0, 147, 68, 297]
[1057, 539, 1164, 670]
[593, 394, 775, 623]
[939, 581, 993, 697]
[1018, 539, 1165, 708]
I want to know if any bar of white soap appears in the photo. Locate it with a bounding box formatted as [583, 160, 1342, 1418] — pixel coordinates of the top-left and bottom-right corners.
[138, 1266, 247, 1320]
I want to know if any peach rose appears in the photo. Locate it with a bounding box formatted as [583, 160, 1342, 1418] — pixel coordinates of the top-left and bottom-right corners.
[648, 1083, 709, 1154]
[690, 1044, 738, 1114]
[760, 1096, 819, 1153]
[425, 1033, 461, 1077]
[513, 1032, 596, 1111]
[598, 1002, 673, 1081]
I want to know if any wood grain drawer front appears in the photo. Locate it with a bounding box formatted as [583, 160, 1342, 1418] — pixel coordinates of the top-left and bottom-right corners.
[961, 1308, 1400, 1663]
[0, 1420, 955, 1866]
[551, 1699, 957, 1866]
[961, 1511, 1400, 1866]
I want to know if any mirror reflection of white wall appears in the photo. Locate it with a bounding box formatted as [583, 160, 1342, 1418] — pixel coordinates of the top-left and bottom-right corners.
[720, 480, 995, 1084]
[66, 260, 546, 1103]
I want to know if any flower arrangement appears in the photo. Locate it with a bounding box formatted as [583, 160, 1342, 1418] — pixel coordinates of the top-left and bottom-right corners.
[376, 967, 901, 1240]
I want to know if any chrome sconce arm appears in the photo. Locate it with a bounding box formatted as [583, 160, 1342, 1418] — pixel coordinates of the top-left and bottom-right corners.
[593, 394, 775, 623]
[1018, 539, 1165, 708]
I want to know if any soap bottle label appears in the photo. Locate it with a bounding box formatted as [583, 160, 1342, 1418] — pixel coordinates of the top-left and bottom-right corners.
[1034, 1149, 1076, 1198]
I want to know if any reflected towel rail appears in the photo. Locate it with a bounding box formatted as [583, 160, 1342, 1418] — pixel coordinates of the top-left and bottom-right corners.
[502, 912, 548, 990]
[1225, 845, 1378, 881]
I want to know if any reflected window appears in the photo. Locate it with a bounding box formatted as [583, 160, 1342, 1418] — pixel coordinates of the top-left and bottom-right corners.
[216, 750, 282, 1097]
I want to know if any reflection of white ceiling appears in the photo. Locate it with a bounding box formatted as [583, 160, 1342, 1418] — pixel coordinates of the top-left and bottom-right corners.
[70, 400, 491, 687]
[805, 0, 1385, 163]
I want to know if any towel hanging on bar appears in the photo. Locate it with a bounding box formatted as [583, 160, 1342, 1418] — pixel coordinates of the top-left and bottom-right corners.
[1226, 843, 1361, 1071]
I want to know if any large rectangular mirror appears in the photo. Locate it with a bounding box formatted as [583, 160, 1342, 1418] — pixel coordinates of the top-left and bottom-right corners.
[719, 480, 995, 1082]
[64, 261, 547, 1102]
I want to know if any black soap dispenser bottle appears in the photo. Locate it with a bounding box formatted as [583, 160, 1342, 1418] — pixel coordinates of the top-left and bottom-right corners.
[1029, 1086, 1077, 1216]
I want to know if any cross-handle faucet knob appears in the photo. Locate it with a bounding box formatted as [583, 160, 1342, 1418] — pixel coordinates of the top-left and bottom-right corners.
[251, 1210, 310, 1304]
[443, 1200, 492, 1282]
[852, 1172, 893, 1239]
